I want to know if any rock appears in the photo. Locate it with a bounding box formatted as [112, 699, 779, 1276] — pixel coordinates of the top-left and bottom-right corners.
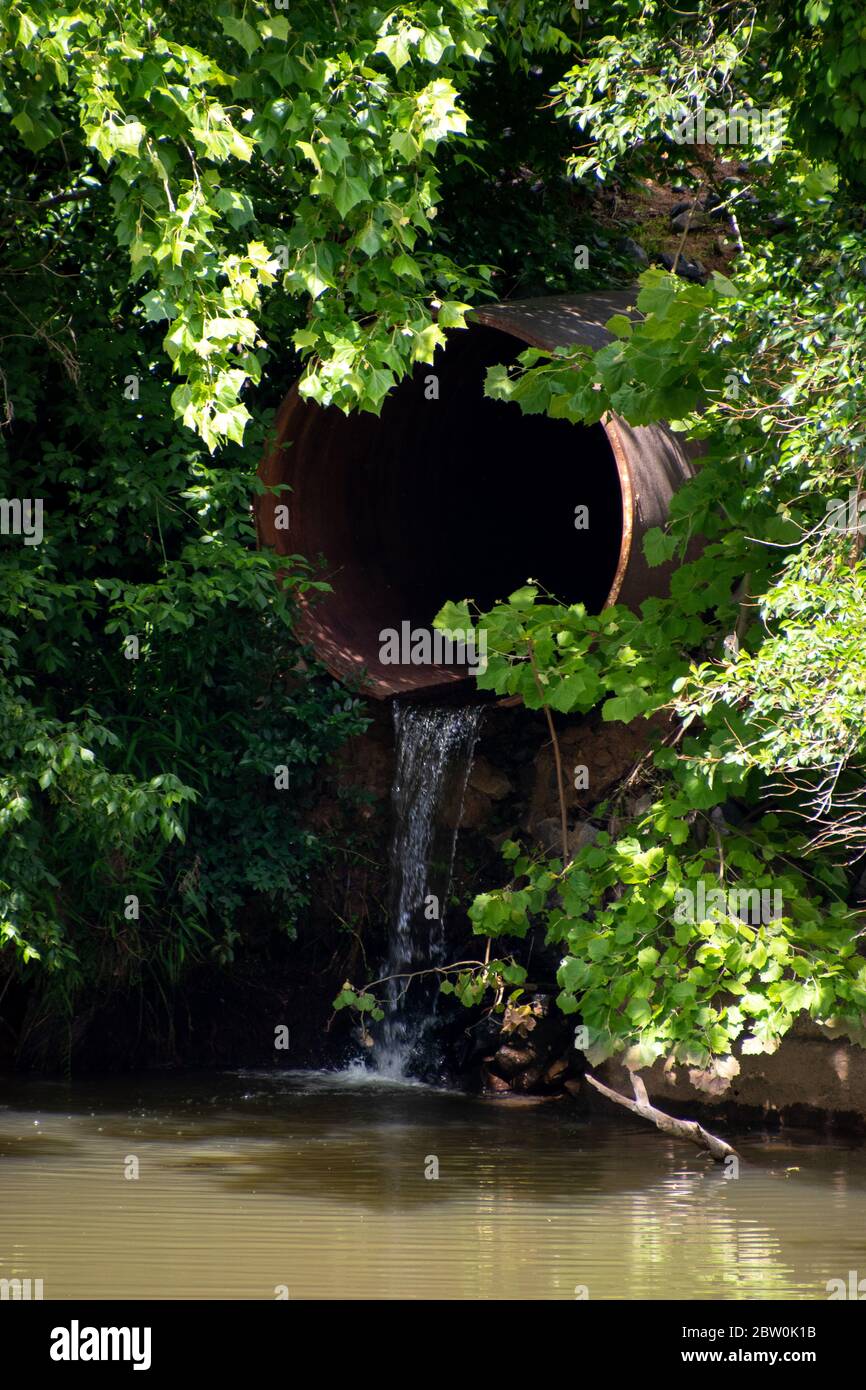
[616, 236, 648, 266]
[481, 1064, 512, 1093]
[468, 756, 512, 800]
[677, 258, 705, 282]
[533, 816, 565, 855]
[543, 1056, 569, 1086]
[705, 185, 742, 218]
[494, 1044, 535, 1077]
[527, 712, 674, 834]
[461, 1018, 503, 1068]
[564, 1078, 583, 1097]
[671, 209, 709, 233]
[574, 821, 599, 849]
[533, 817, 599, 858]
[511, 1064, 545, 1092]
[660, 254, 708, 284]
[446, 784, 489, 829]
[440, 752, 513, 830]
[669, 200, 693, 219]
[487, 826, 518, 855]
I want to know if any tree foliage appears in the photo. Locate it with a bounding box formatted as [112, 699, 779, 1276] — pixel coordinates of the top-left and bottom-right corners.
[5, 0, 866, 1074]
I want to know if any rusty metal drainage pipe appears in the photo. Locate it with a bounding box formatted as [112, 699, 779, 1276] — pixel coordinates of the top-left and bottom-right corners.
[256, 290, 697, 700]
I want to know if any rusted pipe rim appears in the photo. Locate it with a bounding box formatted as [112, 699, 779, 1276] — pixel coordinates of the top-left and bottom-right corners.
[601, 416, 635, 607]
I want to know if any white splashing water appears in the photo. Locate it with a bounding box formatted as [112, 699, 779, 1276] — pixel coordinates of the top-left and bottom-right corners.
[374, 702, 482, 1079]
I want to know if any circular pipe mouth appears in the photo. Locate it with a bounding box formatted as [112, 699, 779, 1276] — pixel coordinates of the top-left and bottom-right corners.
[257, 292, 696, 699]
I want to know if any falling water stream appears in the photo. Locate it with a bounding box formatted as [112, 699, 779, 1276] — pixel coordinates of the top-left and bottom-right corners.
[374, 702, 483, 1079]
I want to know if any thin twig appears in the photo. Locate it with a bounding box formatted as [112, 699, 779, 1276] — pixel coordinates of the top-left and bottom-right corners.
[527, 637, 569, 861]
[672, 178, 705, 275]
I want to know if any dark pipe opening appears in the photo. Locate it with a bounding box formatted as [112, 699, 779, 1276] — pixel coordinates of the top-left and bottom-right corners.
[263, 322, 627, 697]
[369, 326, 622, 619]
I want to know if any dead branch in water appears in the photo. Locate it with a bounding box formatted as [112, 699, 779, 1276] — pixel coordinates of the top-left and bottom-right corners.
[585, 1072, 739, 1163]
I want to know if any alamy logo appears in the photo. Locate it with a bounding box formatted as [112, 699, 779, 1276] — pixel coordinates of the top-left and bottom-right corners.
[379, 623, 487, 673]
[50, 1321, 152, 1371]
[0, 1277, 43, 1299]
[0, 497, 43, 545]
[827, 1271, 866, 1299]
[670, 106, 784, 146]
[673, 881, 783, 925]
[824, 491, 866, 535]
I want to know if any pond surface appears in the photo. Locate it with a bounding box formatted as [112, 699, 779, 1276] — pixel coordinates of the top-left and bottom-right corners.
[1, 1067, 864, 1300]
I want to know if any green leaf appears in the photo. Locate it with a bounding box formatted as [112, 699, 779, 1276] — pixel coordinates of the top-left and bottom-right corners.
[605, 313, 633, 338]
[420, 30, 447, 64]
[508, 585, 538, 608]
[220, 16, 261, 57]
[92, 120, 146, 160]
[376, 33, 412, 70]
[333, 175, 371, 218]
[434, 599, 473, 632]
[643, 527, 678, 567]
[392, 253, 424, 282]
[602, 689, 651, 723]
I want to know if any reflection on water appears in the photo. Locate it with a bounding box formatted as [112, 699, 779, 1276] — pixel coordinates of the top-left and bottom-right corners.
[1, 1068, 865, 1299]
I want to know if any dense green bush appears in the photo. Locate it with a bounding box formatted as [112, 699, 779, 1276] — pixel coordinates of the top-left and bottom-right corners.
[0, 166, 367, 1023]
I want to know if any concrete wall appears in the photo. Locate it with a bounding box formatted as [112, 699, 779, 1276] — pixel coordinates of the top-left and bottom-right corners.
[597, 1020, 866, 1130]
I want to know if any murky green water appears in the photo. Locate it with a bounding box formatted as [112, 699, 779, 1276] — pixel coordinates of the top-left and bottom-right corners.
[1, 1067, 864, 1300]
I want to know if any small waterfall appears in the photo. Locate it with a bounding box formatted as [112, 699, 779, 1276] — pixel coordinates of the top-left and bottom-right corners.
[374, 702, 482, 1079]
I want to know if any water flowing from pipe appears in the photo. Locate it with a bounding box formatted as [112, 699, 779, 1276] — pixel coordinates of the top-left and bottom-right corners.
[373, 702, 482, 1079]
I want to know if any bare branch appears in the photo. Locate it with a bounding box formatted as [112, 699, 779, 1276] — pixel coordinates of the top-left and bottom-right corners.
[585, 1071, 739, 1162]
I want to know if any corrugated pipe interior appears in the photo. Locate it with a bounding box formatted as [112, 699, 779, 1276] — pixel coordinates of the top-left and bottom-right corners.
[256, 289, 698, 699]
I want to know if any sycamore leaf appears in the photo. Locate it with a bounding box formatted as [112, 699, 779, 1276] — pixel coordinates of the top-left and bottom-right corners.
[643, 527, 678, 567]
[220, 16, 261, 57]
[376, 32, 412, 70]
[333, 174, 371, 218]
